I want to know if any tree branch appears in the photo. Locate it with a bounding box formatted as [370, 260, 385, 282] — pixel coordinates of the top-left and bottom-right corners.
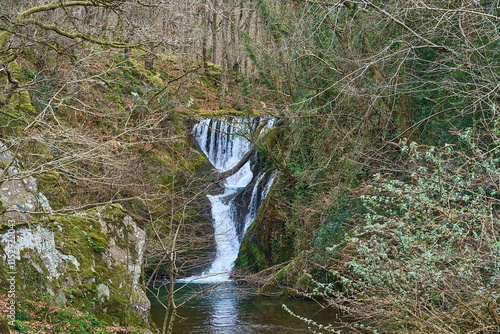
[363, 1, 459, 57]
[17, 1, 106, 20]
[213, 148, 255, 182]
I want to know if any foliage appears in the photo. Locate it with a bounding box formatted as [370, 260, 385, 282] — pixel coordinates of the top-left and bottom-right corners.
[0, 317, 9, 334]
[244, 0, 500, 298]
[310, 196, 365, 283]
[307, 130, 500, 333]
[12, 320, 31, 334]
[15, 308, 31, 322]
[53, 309, 107, 334]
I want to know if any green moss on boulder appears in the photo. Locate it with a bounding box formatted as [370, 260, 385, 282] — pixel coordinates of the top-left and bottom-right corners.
[0, 205, 150, 328]
[236, 183, 293, 273]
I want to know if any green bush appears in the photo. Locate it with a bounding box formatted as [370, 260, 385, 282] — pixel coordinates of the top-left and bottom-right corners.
[286, 128, 500, 333]
[329, 133, 500, 332]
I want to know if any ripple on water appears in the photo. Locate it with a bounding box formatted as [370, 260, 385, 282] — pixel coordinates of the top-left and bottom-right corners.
[148, 283, 345, 334]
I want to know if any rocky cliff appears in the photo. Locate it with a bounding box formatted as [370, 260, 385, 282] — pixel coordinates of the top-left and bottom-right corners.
[0, 142, 150, 327]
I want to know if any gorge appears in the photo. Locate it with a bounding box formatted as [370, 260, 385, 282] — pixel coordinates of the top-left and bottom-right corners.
[2, 1, 500, 332]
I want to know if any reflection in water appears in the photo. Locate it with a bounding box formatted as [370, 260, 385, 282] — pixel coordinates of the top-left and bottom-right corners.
[148, 283, 344, 334]
[209, 285, 238, 332]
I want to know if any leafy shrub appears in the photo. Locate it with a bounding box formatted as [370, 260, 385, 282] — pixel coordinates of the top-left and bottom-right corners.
[12, 320, 31, 334]
[15, 309, 31, 322]
[328, 134, 500, 333]
[289, 129, 500, 333]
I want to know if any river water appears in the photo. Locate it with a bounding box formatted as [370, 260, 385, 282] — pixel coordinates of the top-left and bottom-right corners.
[148, 283, 344, 334]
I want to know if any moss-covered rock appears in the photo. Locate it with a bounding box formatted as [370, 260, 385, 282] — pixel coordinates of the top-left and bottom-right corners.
[199, 69, 221, 91]
[0, 142, 52, 223]
[0, 147, 150, 328]
[236, 172, 293, 273]
[0, 205, 150, 327]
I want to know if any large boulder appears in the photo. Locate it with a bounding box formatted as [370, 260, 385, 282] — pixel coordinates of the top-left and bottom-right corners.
[0, 142, 51, 223]
[0, 142, 150, 326]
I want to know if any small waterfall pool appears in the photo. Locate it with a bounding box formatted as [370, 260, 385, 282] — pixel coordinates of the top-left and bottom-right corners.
[149, 117, 346, 333]
[149, 283, 345, 334]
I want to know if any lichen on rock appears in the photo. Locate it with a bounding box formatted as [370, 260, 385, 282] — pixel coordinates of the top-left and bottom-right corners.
[0, 143, 150, 327]
[0, 142, 52, 223]
[0, 224, 80, 279]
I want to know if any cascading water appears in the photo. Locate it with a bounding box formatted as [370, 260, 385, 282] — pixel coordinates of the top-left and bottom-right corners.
[185, 117, 276, 283]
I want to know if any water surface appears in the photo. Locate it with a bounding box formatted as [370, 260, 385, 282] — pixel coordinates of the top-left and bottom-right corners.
[149, 283, 343, 334]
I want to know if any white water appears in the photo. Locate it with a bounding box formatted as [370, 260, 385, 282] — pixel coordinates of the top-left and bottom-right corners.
[184, 117, 276, 283]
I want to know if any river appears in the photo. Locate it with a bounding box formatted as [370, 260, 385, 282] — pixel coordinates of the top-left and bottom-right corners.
[148, 283, 344, 334]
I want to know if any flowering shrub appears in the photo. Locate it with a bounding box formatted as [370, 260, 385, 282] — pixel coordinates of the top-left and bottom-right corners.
[286, 130, 500, 333]
[333, 134, 500, 332]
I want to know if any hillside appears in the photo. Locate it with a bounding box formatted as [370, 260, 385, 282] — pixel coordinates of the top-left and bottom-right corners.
[1, 1, 500, 334]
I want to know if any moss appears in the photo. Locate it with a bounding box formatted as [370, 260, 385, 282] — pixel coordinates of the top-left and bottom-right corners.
[0, 59, 34, 133]
[146, 73, 163, 87]
[199, 70, 221, 90]
[14, 91, 35, 114]
[191, 98, 201, 111]
[15, 250, 47, 299]
[0, 317, 10, 333]
[188, 86, 206, 100]
[124, 56, 165, 88]
[0, 97, 31, 133]
[36, 172, 66, 211]
[0, 32, 9, 50]
[256, 262, 291, 294]
[87, 232, 107, 252]
[7, 61, 35, 115]
[100, 203, 127, 221]
[53, 214, 104, 260]
[295, 274, 312, 293]
[26, 249, 50, 278]
[236, 178, 294, 275]
[96, 264, 143, 326]
[0, 105, 25, 128]
[197, 108, 263, 117]
[258, 127, 278, 149]
[171, 111, 186, 134]
[236, 231, 266, 270]
[40, 206, 145, 325]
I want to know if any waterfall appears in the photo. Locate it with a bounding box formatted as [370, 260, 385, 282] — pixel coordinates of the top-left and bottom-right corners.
[184, 117, 276, 283]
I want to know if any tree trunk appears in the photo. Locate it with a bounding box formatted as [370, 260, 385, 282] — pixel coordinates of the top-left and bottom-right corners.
[202, 2, 210, 72]
[145, 50, 155, 71]
[211, 0, 218, 64]
[220, 10, 229, 107]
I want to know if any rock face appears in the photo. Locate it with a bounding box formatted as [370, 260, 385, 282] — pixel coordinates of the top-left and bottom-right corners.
[0, 143, 51, 223]
[0, 224, 80, 279]
[0, 142, 150, 326]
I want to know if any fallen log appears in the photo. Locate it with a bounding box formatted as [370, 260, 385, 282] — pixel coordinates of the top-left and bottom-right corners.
[211, 147, 256, 183]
